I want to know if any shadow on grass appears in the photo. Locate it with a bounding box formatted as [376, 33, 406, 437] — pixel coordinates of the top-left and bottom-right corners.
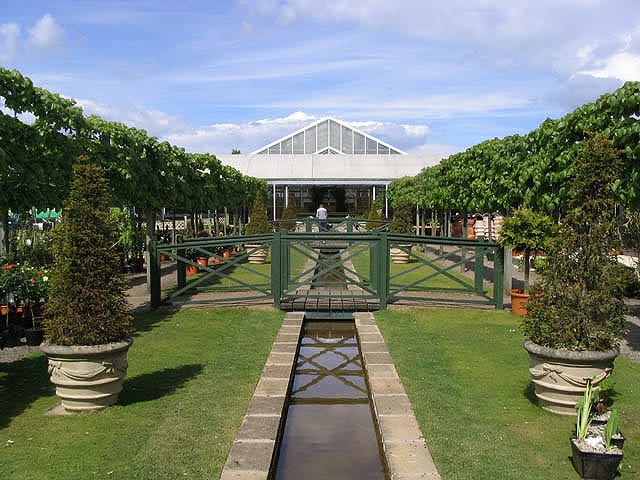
[524, 381, 538, 406]
[119, 363, 204, 406]
[132, 307, 180, 336]
[0, 353, 53, 429]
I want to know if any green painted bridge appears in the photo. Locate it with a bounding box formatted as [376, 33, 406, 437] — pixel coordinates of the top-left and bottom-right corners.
[149, 228, 504, 312]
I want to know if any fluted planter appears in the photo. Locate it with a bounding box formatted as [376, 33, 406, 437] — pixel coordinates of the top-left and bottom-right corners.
[42, 338, 133, 412]
[390, 244, 412, 264]
[524, 341, 618, 416]
[245, 244, 269, 264]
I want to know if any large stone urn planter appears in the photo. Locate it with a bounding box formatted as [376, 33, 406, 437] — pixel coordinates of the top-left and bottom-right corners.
[42, 338, 133, 412]
[245, 244, 269, 264]
[524, 341, 618, 416]
[390, 244, 412, 264]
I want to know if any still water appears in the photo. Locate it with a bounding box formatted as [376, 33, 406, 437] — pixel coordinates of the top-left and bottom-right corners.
[274, 321, 386, 480]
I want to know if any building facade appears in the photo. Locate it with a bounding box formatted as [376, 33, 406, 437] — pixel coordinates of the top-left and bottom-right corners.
[217, 118, 441, 219]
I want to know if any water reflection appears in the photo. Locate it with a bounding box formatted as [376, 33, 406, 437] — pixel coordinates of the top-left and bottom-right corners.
[274, 321, 385, 480]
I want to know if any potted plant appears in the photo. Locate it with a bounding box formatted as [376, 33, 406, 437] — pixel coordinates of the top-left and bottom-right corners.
[244, 193, 271, 264]
[570, 381, 624, 479]
[41, 158, 133, 412]
[523, 133, 626, 415]
[23, 267, 49, 346]
[184, 247, 201, 275]
[389, 200, 414, 263]
[497, 207, 556, 315]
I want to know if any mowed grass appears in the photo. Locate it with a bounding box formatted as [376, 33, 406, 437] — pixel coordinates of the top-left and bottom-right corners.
[178, 244, 308, 293]
[0, 307, 283, 480]
[350, 245, 483, 293]
[376, 308, 640, 480]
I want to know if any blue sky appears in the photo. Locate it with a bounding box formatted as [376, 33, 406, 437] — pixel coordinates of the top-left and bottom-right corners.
[2, 1, 639, 156]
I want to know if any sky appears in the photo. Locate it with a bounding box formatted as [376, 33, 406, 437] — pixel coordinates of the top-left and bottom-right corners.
[1, 1, 639, 157]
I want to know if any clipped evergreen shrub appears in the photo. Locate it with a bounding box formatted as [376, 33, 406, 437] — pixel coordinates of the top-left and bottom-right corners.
[526, 133, 626, 351]
[280, 203, 297, 231]
[366, 203, 380, 231]
[44, 158, 133, 346]
[245, 193, 271, 235]
[389, 201, 414, 234]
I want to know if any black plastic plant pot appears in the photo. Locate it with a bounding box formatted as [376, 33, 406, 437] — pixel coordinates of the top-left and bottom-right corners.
[571, 438, 623, 480]
[611, 431, 626, 450]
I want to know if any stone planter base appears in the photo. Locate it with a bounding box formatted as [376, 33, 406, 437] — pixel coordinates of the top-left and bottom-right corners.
[390, 244, 412, 264]
[524, 341, 618, 415]
[245, 244, 269, 264]
[42, 338, 133, 412]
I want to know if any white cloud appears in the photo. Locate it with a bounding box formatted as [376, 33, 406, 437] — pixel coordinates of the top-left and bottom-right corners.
[410, 142, 463, 157]
[28, 14, 66, 53]
[0, 22, 21, 61]
[75, 98, 190, 138]
[581, 52, 640, 82]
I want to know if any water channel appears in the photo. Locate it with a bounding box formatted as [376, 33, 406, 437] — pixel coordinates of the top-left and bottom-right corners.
[273, 320, 386, 480]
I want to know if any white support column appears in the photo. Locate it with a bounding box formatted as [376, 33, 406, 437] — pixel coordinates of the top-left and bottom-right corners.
[385, 185, 389, 217]
[372, 185, 376, 200]
[285, 185, 289, 208]
[273, 184, 277, 220]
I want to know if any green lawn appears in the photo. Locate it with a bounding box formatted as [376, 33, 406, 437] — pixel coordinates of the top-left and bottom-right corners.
[350, 245, 485, 293]
[0, 307, 283, 479]
[376, 308, 639, 480]
[176, 243, 308, 293]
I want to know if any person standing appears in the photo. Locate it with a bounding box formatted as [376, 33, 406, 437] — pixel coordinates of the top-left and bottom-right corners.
[316, 204, 328, 232]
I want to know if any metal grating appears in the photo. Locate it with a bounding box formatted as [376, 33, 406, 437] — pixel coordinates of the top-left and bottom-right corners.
[341, 126, 353, 154]
[329, 120, 340, 150]
[305, 126, 316, 153]
[317, 120, 329, 150]
[354, 132, 365, 154]
[293, 132, 304, 154]
[366, 137, 377, 154]
[269, 143, 281, 154]
[281, 137, 293, 154]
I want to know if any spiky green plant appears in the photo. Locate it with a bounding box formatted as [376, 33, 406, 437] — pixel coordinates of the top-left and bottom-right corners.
[575, 379, 595, 440]
[245, 193, 271, 235]
[43, 158, 132, 345]
[366, 202, 380, 231]
[604, 409, 620, 450]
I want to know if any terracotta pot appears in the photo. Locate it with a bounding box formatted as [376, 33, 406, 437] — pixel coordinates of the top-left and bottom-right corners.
[1, 305, 7, 316]
[197, 257, 209, 267]
[42, 338, 133, 412]
[223, 249, 231, 259]
[159, 253, 170, 262]
[524, 341, 618, 415]
[215, 257, 222, 264]
[510, 289, 542, 316]
[186, 264, 198, 276]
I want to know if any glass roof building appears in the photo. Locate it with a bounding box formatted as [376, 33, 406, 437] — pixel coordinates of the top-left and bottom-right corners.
[252, 117, 405, 156]
[218, 117, 441, 220]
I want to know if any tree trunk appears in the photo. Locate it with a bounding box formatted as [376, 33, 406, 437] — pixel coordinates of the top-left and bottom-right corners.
[144, 205, 155, 293]
[523, 247, 531, 294]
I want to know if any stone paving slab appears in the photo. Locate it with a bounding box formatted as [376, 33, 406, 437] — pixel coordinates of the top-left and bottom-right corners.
[355, 312, 441, 480]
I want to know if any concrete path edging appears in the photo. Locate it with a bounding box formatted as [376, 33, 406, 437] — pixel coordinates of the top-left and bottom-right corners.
[220, 311, 441, 480]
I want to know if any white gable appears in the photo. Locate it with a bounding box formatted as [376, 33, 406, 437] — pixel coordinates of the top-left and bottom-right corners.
[251, 117, 407, 155]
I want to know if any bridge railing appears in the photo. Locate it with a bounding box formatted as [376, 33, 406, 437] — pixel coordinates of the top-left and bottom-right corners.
[149, 231, 504, 310]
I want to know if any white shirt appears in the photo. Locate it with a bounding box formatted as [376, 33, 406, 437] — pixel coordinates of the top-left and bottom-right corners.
[316, 207, 327, 219]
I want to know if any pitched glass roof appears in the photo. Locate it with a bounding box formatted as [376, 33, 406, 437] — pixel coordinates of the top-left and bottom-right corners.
[251, 117, 406, 155]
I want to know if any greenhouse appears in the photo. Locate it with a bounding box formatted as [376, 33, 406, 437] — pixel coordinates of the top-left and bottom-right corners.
[218, 117, 440, 219]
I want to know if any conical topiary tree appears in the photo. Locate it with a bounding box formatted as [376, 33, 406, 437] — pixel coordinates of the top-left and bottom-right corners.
[280, 203, 297, 231]
[366, 202, 380, 231]
[245, 193, 271, 235]
[44, 157, 132, 346]
[389, 201, 414, 234]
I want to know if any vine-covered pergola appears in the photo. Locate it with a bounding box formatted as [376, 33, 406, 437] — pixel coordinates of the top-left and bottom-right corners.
[0, 67, 266, 254]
